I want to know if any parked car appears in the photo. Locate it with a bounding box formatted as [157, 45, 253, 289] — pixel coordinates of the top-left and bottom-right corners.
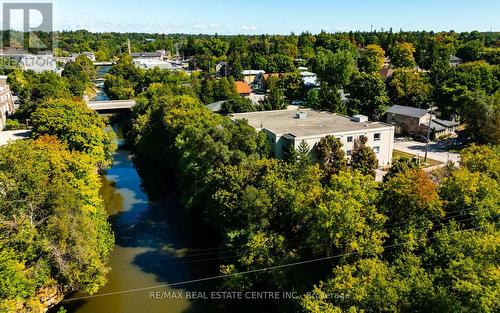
[414, 135, 429, 143]
[291, 100, 304, 105]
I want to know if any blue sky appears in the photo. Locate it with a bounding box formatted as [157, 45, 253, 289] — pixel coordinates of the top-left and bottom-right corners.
[37, 0, 500, 34]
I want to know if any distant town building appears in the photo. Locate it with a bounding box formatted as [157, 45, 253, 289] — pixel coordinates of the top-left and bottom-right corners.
[235, 81, 252, 97]
[386, 105, 459, 139]
[82, 52, 96, 62]
[231, 109, 395, 166]
[253, 72, 282, 90]
[215, 62, 228, 77]
[0, 76, 15, 130]
[206, 100, 226, 113]
[130, 50, 166, 60]
[379, 66, 395, 80]
[55, 56, 76, 66]
[133, 58, 183, 70]
[449, 55, 463, 66]
[242, 70, 265, 85]
[300, 71, 319, 87]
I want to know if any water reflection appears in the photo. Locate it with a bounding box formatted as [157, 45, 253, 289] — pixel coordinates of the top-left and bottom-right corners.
[60, 150, 202, 313]
[55, 143, 268, 313]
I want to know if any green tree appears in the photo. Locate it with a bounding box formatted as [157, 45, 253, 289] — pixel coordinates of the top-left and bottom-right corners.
[315, 49, 356, 88]
[456, 40, 484, 62]
[221, 96, 255, 113]
[31, 99, 117, 168]
[305, 171, 388, 257]
[459, 144, 500, 180]
[309, 83, 346, 114]
[381, 169, 443, 251]
[387, 68, 433, 108]
[390, 42, 417, 68]
[459, 91, 500, 145]
[347, 72, 389, 120]
[297, 140, 312, 169]
[434, 61, 499, 119]
[383, 158, 420, 182]
[0, 137, 114, 311]
[104, 74, 135, 100]
[281, 72, 305, 100]
[316, 135, 347, 177]
[358, 44, 386, 73]
[62, 54, 96, 97]
[259, 76, 287, 110]
[350, 136, 378, 176]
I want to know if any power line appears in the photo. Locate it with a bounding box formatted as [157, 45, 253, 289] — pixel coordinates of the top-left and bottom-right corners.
[107, 215, 495, 269]
[106, 208, 493, 265]
[61, 225, 490, 303]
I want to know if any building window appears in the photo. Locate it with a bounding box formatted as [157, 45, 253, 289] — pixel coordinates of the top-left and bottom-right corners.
[347, 150, 352, 156]
[347, 136, 353, 143]
[374, 133, 381, 141]
[373, 146, 380, 154]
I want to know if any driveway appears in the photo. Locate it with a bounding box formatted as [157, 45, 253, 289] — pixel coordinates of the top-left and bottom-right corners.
[394, 138, 460, 165]
[0, 130, 31, 147]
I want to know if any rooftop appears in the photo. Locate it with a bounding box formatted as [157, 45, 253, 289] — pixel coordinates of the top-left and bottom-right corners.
[235, 81, 252, 94]
[130, 51, 164, 58]
[387, 105, 429, 118]
[231, 109, 393, 138]
[242, 70, 265, 75]
[433, 118, 459, 127]
[380, 66, 395, 78]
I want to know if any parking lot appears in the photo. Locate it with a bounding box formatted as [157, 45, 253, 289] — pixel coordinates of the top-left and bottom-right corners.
[393, 138, 460, 165]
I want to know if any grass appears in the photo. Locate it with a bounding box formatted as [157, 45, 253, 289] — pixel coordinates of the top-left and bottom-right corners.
[393, 150, 443, 168]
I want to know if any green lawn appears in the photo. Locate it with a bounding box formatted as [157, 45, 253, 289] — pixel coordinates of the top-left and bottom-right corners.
[393, 150, 443, 168]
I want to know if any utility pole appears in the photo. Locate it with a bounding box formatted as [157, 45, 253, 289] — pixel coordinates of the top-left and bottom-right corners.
[424, 105, 433, 162]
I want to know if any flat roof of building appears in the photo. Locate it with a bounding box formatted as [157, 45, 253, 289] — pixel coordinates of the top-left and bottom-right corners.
[231, 109, 393, 138]
[242, 70, 265, 75]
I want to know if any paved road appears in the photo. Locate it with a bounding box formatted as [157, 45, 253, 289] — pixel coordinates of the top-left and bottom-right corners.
[0, 130, 31, 146]
[394, 139, 460, 165]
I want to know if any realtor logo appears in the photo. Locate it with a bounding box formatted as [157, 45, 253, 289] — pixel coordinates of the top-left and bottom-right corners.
[2, 2, 54, 54]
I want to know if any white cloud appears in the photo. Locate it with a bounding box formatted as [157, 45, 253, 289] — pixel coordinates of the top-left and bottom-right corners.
[238, 25, 257, 31]
[55, 20, 260, 35]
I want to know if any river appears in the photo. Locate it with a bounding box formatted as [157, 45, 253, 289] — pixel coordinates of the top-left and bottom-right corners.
[58, 143, 235, 313]
[55, 67, 267, 312]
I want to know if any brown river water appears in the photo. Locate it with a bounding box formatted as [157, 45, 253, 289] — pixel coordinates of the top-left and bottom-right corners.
[53, 148, 264, 313]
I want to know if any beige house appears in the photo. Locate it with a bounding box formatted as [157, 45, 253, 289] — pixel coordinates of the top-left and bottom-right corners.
[0, 76, 15, 130]
[231, 109, 395, 167]
[242, 70, 265, 85]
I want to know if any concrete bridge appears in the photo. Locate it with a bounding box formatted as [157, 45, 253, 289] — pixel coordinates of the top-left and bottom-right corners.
[87, 100, 136, 112]
[93, 62, 115, 66]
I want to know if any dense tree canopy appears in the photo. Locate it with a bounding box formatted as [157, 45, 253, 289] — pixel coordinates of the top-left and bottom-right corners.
[0, 137, 114, 312]
[358, 44, 386, 73]
[390, 42, 417, 68]
[346, 72, 389, 120]
[3, 28, 499, 313]
[387, 68, 433, 108]
[31, 99, 117, 168]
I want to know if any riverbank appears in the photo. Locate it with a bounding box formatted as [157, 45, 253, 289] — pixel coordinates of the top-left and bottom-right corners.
[55, 144, 230, 312]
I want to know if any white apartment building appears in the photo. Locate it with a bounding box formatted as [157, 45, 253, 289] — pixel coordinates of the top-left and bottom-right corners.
[231, 109, 395, 167]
